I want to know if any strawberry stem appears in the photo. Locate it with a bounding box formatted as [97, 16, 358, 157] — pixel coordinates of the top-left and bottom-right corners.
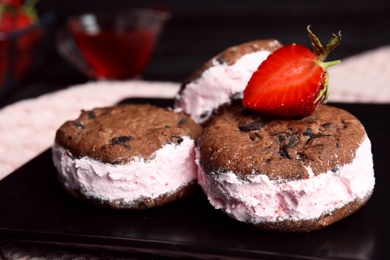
[318, 59, 341, 69]
[307, 25, 323, 56]
[23, 0, 40, 22]
[307, 25, 342, 61]
[309, 25, 342, 106]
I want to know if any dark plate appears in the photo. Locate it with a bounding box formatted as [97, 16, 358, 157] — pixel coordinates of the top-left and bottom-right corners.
[1, 99, 389, 259]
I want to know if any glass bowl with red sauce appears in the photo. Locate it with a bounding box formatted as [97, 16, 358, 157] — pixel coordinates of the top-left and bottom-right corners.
[57, 8, 169, 80]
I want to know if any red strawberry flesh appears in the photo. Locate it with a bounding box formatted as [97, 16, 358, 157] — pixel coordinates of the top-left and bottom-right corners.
[243, 27, 341, 117]
[243, 44, 325, 117]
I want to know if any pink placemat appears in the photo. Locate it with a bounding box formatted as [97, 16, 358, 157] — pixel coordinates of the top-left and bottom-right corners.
[329, 45, 390, 103]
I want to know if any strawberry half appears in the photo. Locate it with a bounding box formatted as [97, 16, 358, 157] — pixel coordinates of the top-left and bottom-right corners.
[243, 26, 342, 117]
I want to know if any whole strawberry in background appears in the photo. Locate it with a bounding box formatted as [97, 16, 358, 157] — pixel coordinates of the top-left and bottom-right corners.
[0, 0, 41, 87]
[243, 26, 342, 117]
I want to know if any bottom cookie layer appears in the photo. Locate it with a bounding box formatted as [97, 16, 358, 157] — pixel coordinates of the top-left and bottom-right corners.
[251, 194, 372, 232]
[59, 175, 197, 210]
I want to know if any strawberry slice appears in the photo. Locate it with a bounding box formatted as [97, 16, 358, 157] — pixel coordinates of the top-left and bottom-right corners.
[0, 0, 40, 85]
[0, 0, 38, 32]
[243, 26, 342, 117]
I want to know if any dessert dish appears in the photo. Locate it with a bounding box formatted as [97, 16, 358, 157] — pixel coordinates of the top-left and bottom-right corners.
[174, 39, 282, 124]
[196, 103, 375, 232]
[196, 27, 375, 232]
[52, 104, 202, 209]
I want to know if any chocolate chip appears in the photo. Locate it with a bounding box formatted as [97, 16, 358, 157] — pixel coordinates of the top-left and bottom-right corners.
[303, 127, 313, 136]
[278, 145, 291, 159]
[313, 133, 329, 138]
[70, 121, 85, 129]
[170, 136, 183, 145]
[239, 120, 265, 132]
[331, 166, 340, 174]
[272, 132, 298, 148]
[302, 127, 330, 144]
[277, 134, 285, 142]
[216, 54, 225, 64]
[87, 111, 96, 119]
[177, 118, 187, 126]
[272, 132, 296, 159]
[110, 136, 133, 147]
[321, 122, 332, 128]
[110, 136, 132, 145]
[287, 134, 298, 147]
[200, 110, 210, 119]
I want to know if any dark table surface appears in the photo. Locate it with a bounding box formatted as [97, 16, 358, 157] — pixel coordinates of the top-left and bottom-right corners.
[1, 1, 390, 259]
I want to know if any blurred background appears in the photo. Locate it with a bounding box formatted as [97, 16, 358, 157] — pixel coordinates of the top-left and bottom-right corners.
[2, 0, 390, 107]
[1, 1, 389, 257]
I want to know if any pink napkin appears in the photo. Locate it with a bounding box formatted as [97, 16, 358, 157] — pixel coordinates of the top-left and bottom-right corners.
[328, 45, 390, 103]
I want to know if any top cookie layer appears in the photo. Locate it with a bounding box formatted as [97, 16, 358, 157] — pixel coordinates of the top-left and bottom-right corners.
[198, 103, 367, 181]
[55, 104, 202, 164]
[181, 39, 283, 88]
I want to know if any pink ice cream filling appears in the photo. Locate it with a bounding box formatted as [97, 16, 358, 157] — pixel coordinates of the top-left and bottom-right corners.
[175, 41, 280, 123]
[197, 135, 375, 223]
[52, 136, 197, 205]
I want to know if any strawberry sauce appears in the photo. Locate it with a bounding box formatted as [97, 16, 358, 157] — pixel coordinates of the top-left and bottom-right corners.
[70, 28, 155, 79]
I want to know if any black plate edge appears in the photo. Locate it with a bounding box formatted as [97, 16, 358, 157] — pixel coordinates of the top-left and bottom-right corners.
[0, 229, 320, 260]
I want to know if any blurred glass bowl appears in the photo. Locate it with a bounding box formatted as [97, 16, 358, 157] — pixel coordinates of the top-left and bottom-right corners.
[56, 8, 169, 80]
